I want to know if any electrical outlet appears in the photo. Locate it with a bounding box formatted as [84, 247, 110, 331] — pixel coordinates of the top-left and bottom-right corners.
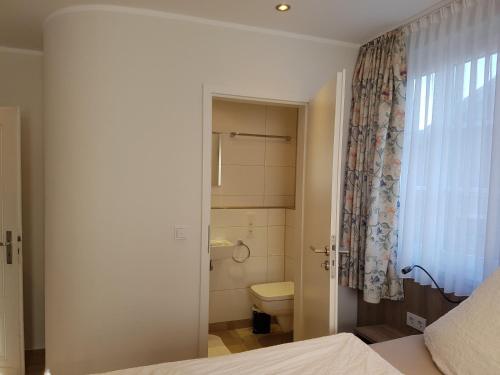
[407, 312, 427, 332]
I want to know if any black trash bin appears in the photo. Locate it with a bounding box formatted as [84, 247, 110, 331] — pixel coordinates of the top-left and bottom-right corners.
[252, 306, 271, 334]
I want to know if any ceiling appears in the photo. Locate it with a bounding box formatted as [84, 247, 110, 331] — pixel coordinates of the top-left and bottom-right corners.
[1, 0, 444, 51]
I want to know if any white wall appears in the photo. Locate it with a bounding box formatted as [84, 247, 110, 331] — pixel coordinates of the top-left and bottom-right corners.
[43, 6, 358, 374]
[0, 48, 44, 350]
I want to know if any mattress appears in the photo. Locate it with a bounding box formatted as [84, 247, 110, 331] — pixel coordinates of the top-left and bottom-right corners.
[95, 333, 401, 375]
[371, 334, 442, 375]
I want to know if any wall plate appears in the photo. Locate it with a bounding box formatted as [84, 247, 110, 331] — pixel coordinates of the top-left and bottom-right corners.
[407, 312, 427, 332]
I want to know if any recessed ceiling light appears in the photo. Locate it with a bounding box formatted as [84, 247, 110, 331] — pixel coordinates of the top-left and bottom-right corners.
[275, 4, 291, 12]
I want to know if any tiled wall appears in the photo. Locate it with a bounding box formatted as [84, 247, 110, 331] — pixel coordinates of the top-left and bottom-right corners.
[209, 208, 286, 323]
[284, 209, 298, 282]
[212, 99, 298, 208]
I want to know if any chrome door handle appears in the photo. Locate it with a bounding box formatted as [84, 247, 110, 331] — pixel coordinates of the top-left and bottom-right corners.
[0, 231, 13, 264]
[309, 245, 330, 256]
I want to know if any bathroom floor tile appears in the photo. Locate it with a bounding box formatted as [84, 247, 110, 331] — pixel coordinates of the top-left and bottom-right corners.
[216, 330, 242, 346]
[210, 323, 293, 355]
[208, 334, 232, 357]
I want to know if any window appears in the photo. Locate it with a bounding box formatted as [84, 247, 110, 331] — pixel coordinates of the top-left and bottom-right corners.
[398, 2, 500, 296]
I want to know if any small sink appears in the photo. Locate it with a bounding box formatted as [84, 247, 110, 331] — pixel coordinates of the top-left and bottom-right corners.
[210, 239, 235, 261]
[210, 239, 234, 248]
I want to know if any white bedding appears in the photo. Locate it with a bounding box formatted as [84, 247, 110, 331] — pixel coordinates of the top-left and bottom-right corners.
[424, 268, 500, 375]
[96, 333, 401, 375]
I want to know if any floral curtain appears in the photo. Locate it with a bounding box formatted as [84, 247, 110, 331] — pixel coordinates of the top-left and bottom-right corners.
[339, 29, 407, 303]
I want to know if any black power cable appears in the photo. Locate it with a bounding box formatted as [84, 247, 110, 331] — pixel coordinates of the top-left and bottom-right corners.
[401, 265, 464, 304]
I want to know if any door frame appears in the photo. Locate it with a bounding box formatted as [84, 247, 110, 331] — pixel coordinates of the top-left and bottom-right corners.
[0, 107, 25, 373]
[14, 108, 24, 374]
[200, 85, 310, 356]
[329, 70, 347, 334]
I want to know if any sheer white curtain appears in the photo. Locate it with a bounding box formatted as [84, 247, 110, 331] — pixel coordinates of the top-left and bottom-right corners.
[398, 0, 500, 296]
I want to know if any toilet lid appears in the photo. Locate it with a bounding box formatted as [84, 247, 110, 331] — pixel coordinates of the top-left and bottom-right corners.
[250, 281, 294, 301]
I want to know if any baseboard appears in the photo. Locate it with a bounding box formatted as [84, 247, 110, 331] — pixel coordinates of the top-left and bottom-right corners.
[25, 348, 45, 373]
[209, 319, 253, 332]
[209, 316, 280, 333]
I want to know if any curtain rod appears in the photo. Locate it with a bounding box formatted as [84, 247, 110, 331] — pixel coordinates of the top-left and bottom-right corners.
[363, 0, 454, 44]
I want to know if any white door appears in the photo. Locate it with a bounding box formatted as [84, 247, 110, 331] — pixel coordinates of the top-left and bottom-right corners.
[0, 107, 24, 375]
[300, 71, 347, 340]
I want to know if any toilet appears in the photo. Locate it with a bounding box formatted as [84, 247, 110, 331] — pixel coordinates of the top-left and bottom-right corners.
[249, 281, 294, 333]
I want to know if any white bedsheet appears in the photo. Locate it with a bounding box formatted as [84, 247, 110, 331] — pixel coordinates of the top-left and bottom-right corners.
[95, 333, 401, 375]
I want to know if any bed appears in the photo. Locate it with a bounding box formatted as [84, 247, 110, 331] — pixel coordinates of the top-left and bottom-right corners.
[96, 333, 443, 375]
[96, 268, 500, 375]
[371, 335, 442, 375]
[95, 333, 402, 375]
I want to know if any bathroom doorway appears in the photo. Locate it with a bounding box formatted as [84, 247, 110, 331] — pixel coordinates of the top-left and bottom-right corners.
[200, 75, 357, 357]
[207, 97, 302, 356]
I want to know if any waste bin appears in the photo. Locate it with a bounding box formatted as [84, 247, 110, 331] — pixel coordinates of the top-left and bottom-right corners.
[252, 306, 271, 334]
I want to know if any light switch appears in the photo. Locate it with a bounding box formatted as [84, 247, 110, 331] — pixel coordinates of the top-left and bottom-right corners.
[174, 225, 188, 240]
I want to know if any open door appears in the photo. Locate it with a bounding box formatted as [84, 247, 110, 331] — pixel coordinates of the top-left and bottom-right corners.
[0, 107, 24, 375]
[300, 71, 347, 340]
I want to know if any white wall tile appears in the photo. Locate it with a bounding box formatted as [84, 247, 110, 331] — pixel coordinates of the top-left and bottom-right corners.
[212, 195, 264, 208]
[267, 209, 285, 226]
[285, 225, 297, 259]
[212, 165, 265, 196]
[221, 134, 265, 166]
[211, 209, 267, 227]
[267, 255, 285, 282]
[213, 100, 266, 134]
[210, 256, 267, 291]
[212, 101, 297, 209]
[263, 195, 295, 207]
[265, 139, 296, 167]
[211, 226, 267, 257]
[266, 106, 298, 137]
[265, 166, 295, 196]
[284, 256, 295, 282]
[268, 226, 285, 256]
[209, 288, 254, 323]
[285, 209, 297, 227]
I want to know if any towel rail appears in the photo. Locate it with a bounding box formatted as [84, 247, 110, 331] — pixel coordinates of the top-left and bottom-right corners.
[212, 131, 291, 142]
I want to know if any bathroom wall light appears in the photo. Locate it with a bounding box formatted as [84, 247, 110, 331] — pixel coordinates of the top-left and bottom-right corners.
[275, 4, 291, 12]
